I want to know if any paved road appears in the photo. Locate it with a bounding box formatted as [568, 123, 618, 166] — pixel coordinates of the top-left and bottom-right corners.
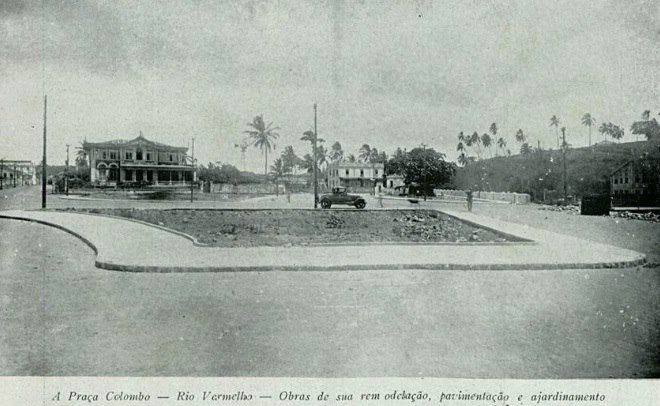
[1, 219, 658, 377]
[1, 187, 658, 377]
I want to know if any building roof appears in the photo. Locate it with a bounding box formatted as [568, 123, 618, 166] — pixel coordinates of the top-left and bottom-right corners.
[83, 135, 188, 152]
[328, 161, 384, 168]
[610, 160, 634, 176]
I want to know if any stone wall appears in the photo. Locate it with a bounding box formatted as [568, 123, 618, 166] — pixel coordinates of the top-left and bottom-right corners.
[433, 188, 531, 204]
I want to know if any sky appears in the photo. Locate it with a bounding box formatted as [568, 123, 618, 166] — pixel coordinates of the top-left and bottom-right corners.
[1, 0, 658, 171]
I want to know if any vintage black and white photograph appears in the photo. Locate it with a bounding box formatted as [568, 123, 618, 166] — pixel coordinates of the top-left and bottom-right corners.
[0, 0, 658, 384]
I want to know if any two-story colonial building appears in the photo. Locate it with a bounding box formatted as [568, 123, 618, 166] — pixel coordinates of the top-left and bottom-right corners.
[83, 135, 193, 186]
[326, 161, 384, 192]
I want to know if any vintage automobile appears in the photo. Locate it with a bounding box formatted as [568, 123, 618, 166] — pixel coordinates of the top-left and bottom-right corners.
[319, 186, 367, 209]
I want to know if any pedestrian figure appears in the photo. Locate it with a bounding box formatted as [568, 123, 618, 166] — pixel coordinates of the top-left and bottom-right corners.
[466, 189, 473, 212]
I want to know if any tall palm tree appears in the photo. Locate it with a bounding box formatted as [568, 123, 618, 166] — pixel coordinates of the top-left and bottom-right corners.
[496, 137, 506, 156]
[515, 129, 526, 144]
[458, 131, 466, 143]
[244, 115, 280, 175]
[550, 115, 560, 148]
[481, 133, 492, 157]
[581, 113, 595, 147]
[469, 131, 481, 159]
[642, 110, 651, 121]
[457, 141, 465, 153]
[489, 123, 497, 140]
[520, 143, 532, 155]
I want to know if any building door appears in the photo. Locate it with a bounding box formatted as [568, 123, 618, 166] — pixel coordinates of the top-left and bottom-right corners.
[136, 170, 143, 181]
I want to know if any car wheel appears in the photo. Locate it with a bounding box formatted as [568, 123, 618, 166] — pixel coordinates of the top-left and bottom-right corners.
[321, 200, 331, 209]
[355, 200, 366, 209]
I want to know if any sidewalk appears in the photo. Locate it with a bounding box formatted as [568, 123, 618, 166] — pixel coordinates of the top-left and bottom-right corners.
[0, 209, 646, 272]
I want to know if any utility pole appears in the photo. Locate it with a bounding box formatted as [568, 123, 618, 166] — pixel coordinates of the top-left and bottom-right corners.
[561, 127, 567, 202]
[313, 103, 319, 209]
[65, 143, 70, 195]
[190, 137, 195, 203]
[13, 162, 16, 187]
[0, 159, 3, 189]
[41, 95, 47, 209]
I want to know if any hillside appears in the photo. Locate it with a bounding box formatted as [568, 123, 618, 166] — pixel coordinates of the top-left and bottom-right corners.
[453, 140, 660, 202]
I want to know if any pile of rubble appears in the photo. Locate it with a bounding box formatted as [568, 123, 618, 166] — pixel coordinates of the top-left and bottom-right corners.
[536, 204, 580, 214]
[392, 212, 506, 242]
[610, 211, 660, 223]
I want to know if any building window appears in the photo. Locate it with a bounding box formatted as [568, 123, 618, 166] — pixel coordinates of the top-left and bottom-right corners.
[624, 177, 628, 183]
[345, 169, 349, 176]
[109, 151, 117, 160]
[146, 152, 152, 161]
[125, 151, 133, 160]
[136, 149, 143, 160]
[375, 169, 378, 175]
[102, 151, 107, 159]
[360, 169, 364, 177]
[169, 154, 174, 162]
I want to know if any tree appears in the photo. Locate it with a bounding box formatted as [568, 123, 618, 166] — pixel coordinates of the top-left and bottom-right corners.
[457, 141, 465, 153]
[346, 153, 356, 163]
[496, 137, 506, 156]
[481, 133, 492, 157]
[400, 147, 455, 196]
[520, 142, 532, 155]
[598, 122, 624, 142]
[329, 141, 344, 162]
[581, 113, 595, 147]
[550, 115, 560, 148]
[358, 144, 371, 163]
[280, 145, 299, 174]
[74, 144, 88, 170]
[269, 158, 285, 196]
[457, 152, 468, 167]
[245, 115, 279, 175]
[515, 129, 526, 144]
[631, 110, 660, 141]
[469, 131, 481, 159]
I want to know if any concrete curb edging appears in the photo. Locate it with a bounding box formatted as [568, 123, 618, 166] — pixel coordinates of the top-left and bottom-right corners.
[1, 210, 648, 273]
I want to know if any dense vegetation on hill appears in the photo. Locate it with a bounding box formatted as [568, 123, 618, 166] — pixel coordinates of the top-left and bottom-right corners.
[453, 140, 660, 202]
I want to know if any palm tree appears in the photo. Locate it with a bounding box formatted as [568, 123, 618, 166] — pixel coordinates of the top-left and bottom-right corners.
[481, 133, 492, 157]
[496, 137, 506, 156]
[280, 145, 299, 174]
[469, 131, 481, 159]
[520, 143, 532, 155]
[244, 115, 280, 175]
[346, 153, 356, 163]
[457, 141, 465, 153]
[457, 152, 468, 167]
[581, 113, 595, 147]
[515, 129, 526, 144]
[74, 144, 88, 169]
[269, 158, 285, 196]
[642, 110, 651, 120]
[550, 115, 560, 148]
[458, 131, 466, 143]
[358, 144, 371, 163]
[560, 127, 568, 149]
[329, 141, 344, 162]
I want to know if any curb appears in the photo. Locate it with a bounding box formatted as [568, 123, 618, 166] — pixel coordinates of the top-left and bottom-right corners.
[1, 210, 647, 273]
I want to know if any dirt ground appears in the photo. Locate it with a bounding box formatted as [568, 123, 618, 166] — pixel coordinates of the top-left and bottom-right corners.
[64, 208, 517, 246]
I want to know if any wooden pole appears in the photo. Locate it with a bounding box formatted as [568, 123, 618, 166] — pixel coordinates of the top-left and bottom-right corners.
[41, 95, 47, 209]
[313, 103, 318, 209]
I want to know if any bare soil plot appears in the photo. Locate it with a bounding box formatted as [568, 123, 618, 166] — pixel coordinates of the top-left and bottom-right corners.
[64, 209, 519, 247]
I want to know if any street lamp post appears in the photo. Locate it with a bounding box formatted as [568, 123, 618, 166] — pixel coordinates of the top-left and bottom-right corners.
[313, 103, 318, 209]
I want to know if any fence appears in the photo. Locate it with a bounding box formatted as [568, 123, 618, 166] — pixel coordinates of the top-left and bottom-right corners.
[433, 189, 531, 204]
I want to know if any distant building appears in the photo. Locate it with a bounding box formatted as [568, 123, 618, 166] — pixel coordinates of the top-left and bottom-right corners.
[83, 135, 193, 186]
[0, 160, 36, 188]
[610, 161, 644, 197]
[326, 161, 384, 192]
